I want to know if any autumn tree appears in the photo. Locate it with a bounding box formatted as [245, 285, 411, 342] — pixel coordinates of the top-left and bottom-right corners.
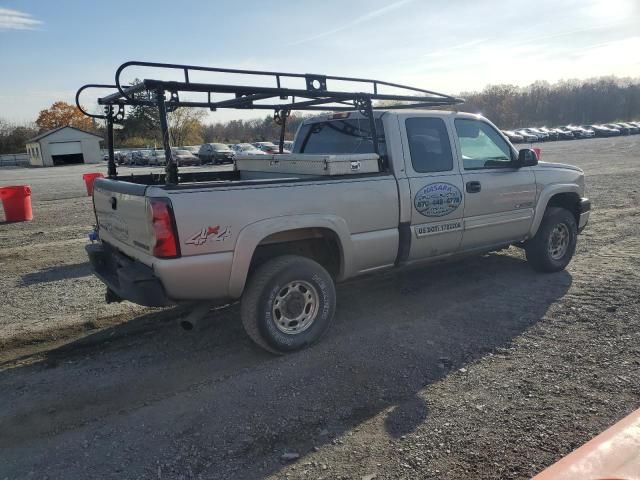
[36, 101, 95, 132]
[168, 108, 206, 146]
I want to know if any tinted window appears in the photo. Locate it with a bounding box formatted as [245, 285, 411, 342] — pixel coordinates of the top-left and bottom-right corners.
[293, 118, 386, 156]
[455, 119, 513, 170]
[405, 117, 453, 173]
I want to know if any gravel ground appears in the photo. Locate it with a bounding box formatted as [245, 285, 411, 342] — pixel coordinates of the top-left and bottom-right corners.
[0, 137, 639, 479]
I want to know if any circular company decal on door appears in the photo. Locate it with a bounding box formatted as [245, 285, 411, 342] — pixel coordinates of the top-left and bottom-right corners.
[414, 182, 462, 217]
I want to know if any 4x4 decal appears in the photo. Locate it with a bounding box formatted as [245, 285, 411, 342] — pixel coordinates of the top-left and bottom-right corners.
[185, 225, 231, 246]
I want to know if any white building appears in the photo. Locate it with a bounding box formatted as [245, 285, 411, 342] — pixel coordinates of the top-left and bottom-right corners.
[26, 126, 103, 167]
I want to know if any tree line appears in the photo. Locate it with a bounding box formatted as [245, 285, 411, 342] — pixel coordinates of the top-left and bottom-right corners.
[1, 76, 639, 154]
[456, 77, 640, 128]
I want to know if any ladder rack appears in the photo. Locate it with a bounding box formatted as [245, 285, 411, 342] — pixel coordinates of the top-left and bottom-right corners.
[76, 60, 464, 184]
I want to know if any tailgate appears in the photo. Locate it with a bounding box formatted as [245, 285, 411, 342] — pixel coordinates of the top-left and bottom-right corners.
[92, 178, 154, 262]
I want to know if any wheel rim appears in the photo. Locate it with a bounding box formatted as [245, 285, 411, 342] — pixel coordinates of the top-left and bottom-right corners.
[272, 280, 319, 335]
[548, 223, 570, 260]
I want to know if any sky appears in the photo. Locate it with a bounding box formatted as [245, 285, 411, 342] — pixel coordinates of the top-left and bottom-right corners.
[0, 0, 639, 124]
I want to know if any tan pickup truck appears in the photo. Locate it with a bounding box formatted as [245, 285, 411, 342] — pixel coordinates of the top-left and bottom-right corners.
[87, 110, 589, 353]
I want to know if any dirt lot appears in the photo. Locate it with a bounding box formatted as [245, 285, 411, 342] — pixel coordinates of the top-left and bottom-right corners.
[1, 138, 639, 480]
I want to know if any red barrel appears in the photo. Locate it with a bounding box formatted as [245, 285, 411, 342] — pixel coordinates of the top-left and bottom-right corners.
[0, 185, 33, 222]
[82, 173, 104, 196]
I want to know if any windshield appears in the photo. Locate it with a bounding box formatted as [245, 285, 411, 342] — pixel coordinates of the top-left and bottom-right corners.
[211, 143, 230, 151]
[293, 117, 386, 156]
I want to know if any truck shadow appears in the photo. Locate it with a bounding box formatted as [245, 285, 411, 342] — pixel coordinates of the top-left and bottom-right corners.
[0, 250, 572, 479]
[20, 262, 92, 286]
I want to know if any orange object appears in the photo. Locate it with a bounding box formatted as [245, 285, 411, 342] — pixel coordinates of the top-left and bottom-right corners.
[533, 147, 541, 160]
[533, 408, 640, 480]
[82, 173, 104, 196]
[0, 185, 33, 222]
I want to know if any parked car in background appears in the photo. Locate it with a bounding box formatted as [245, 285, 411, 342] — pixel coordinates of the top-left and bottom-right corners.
[525, 128, 549, 141]
[283, 140, 294, 151]
[233, 143, 267, 155]
[538, 127, 559, 141]
[606, 123, 630, 135]
[198, 143, 235, 164]
[585, 124, 620, 137]
[182, 145, 201, 157]
[132, 150, 153, 166]
[565, 125, 593, 139]
[550, 127, 574, 140]
[618, 122, 639, 134]
[502, 130, 524, 143]
[122, 151, 134, 165]
[515, 129, 539, 142]
[254, 141, 289, 154]
[114, 151, 127, 164]
[172, 149, 201, 166]
[149, 149, 166, 166]
[628, 121, 640, 130]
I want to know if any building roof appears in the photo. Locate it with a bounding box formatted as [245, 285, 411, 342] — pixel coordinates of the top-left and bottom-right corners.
[27, 125, 103, 143]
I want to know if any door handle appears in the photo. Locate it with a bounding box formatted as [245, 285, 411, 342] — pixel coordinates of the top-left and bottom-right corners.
[466, 181, 481, 193]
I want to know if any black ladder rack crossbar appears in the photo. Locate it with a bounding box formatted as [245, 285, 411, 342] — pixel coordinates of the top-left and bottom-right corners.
[76, 60, 464, 185]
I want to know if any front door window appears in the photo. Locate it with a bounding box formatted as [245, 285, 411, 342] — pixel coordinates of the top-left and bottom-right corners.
[455, 119, 513, 170]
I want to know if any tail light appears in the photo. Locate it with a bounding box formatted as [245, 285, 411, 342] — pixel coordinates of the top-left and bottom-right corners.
[148, 198, 180, 258]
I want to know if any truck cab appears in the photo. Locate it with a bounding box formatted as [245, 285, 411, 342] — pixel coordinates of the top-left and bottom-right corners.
[294, 110, 588, 265]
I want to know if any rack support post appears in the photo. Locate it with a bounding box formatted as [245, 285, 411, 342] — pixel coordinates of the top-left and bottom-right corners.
[106, 107, 117, 179]
[156, 89, 178, 185]
[277, 109, 290, 153]
[363, 97, 383, 170]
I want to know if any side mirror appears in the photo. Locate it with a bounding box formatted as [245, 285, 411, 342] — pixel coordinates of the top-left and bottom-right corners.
[517, 148, 538, 167]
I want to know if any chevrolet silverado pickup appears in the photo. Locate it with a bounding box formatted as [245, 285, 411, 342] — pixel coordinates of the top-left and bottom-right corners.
[79, 63, 590, 354]
[87, 110, 590, 353]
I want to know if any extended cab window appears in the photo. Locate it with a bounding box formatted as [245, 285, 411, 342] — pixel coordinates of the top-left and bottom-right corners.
[405, 117, 453, 173]
[293, 118, 386, 156]
[455, 119, 513, 170]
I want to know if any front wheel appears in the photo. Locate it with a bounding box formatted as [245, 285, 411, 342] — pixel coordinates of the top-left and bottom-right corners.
[525, 207, 577, 272]
[240, 255, 336, 354]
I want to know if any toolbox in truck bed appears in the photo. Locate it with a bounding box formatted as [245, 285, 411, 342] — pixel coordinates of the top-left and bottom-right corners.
[234, 153, 380, 177]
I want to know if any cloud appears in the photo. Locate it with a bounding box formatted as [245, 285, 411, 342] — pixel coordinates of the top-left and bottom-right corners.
[288, 0, 414, 46]
[0, 7, 42, 31]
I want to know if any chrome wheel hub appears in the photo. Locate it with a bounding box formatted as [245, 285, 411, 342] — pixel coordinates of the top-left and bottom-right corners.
[548, 223, 570, 260]
[272, 281, 319, 334]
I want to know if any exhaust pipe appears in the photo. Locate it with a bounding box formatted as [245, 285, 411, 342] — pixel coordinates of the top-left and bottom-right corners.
[179, 302, 213, 331]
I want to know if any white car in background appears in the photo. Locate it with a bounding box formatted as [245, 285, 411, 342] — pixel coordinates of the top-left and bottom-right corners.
[149, 149, 166, 166]
[182, 145, 201, 157]
[233, 143, 267, 155]
[254, 141, 290, 154]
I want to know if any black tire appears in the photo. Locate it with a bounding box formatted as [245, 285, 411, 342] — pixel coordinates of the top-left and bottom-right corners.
[525, 207, 577, 272]
[240, 255, 336, 354]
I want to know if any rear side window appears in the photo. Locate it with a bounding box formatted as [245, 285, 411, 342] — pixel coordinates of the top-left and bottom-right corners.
[293, 118, 386, 156]
[405, 117, 453, 173]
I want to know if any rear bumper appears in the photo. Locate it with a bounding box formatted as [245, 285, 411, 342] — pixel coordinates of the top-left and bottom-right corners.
[86, 243, 172, 307]
[578, 197, 590, 232]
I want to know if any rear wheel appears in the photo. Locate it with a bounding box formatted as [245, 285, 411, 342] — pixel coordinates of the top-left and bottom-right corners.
[525, 207, 577, 272]
[240, 255, 336, 354]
